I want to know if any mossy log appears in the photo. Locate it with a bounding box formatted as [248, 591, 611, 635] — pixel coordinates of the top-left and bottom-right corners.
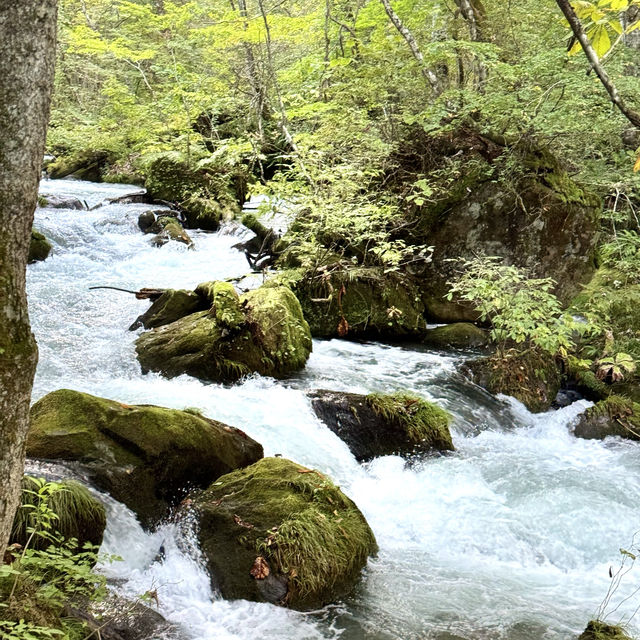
[27, 389, 264, 526]
[309, 390, 454, 461]
[192, 457, 377, 610]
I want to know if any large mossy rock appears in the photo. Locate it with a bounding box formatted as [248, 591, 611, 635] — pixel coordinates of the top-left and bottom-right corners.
[422, 323, 490, 350]
[574, 396, 640, 441]
[466, 350, 561, 413]
[27, 389, 264, 525]
[309, 390, 454, 461]
[578, 621, 634, 640]
[38, 194, 85, 210]
[278, 267, 426, 340]
[28, 230, 52, 264]
[192, 457, 377, 610]
[408, 137, 600, 322]
[135, 282, 312, 383]
[11, 476, 106, 551]
[144, 153, 239, 231]
[47, 150, 111, 182]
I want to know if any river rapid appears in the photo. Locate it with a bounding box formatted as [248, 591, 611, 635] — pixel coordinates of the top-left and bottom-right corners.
[27, 178, 640, 640]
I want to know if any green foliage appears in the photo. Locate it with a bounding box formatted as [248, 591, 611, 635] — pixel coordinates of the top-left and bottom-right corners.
[447, 256, 579, 357]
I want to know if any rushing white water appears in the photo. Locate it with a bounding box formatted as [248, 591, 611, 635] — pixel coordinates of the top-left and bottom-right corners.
[27, 178, 640, 639]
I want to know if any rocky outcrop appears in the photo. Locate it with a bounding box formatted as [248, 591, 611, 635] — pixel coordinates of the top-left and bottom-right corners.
[278, 267, 426, 340]
[27, 389, 264, 526]
[404, 135, 600, 322]
[309, 390, 454, 461]
[135, 282, 312, 383]
[574, 396, 640, 441]
[192, 457, 377, 610]
[11, 476, 106, 551]
[422, 323, 490, 350]
[28, 230, 52, 263]
[465, 350, 561, 413]
[46, 150, 111, 182]
[578, 621, 633, 640]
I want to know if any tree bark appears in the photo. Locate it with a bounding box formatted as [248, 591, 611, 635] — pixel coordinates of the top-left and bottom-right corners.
[555, 0, 640, 128]
[379, 0, 442, 96]
[0, 0, 57, 558]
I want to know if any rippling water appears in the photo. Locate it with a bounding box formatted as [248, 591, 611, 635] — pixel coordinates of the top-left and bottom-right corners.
[27, 179, 640, 639]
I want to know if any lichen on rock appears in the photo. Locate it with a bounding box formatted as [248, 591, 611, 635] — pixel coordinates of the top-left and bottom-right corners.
[192, 457, 377, 610]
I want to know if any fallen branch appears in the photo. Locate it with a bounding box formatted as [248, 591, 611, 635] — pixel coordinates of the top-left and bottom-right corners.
[89, 286, 165, 300]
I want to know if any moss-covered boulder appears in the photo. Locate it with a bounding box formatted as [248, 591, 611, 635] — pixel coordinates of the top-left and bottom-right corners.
[309, 390, 454, 461]
[130, 289, 204, 331]
[149, 216, 193, 248]
[11, 476, 106, 551]
[465, 350, 561, 413]
[144, 153, 239, 231]
[136, 282, 312, 383]
[277, 267, 426, 340]
[27, 389, 264, 525]
[38, 194, 85, 210]
[578, 621, 634, 640]
[422, 323, 490, 350]
[47, 150, 111, 182]
[192, 457, 377, 610]
[28, 230, 52, 263]
[408, 139, 600, 322]
[574, 396, 640, 441]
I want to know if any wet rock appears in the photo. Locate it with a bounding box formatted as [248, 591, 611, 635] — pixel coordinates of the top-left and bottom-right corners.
[574, 396, 640, 441]
[129, 289, 204, 331]
[39, 194, 85, 210]
[11, 476, 106, 551]
[465, 350, 561, 413]
[149, 216, 193, 247]
[47, 150, 111, 182]
[578, 620, 633, 640]
[28, 230, 52, 263]
[135, 282, 312, 383]
[422, 323, 490, 350]
[277, 267, 426, 340]
[192, 457, 377, 610]
[137, 210, 157, 232]
[27, 389, 264, 526]
[308, 390, 454, 461]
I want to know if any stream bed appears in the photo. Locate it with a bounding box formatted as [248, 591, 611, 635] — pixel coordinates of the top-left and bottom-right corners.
[27, 178, 640, 640]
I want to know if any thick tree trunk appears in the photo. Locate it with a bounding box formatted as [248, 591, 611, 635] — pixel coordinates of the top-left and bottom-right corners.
[0, 1, 58, 558]
[555, 0, 640, 128]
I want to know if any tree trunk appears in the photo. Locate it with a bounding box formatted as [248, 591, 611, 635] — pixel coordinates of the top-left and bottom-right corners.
[0, 1, 57, 558]
[555, 0, 640, 128]
[379, 0, 442, 96]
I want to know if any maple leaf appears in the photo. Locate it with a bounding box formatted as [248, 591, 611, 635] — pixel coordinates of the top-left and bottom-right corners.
[250, 556, 270, 579]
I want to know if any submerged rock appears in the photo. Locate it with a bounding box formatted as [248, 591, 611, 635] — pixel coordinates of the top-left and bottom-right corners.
[278, 267, 426, 340]
[28, 230, 52, 263]
[465, 350, 561, 413]
[38, 194, 85, 210]
[309, 390, 454, 461]
[130, 288, 204, 331]
[578, 621, 634, 640]
[11, 476, 106, 551]
[422, 323, 490, 350]
[135, 282, 312, 383]
[574, 395, 640, 441]
[27, 389, 263, 526]
[192, 457, 378, 610]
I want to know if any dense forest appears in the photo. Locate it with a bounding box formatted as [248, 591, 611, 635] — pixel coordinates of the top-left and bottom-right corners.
[3, 0, 640, 639]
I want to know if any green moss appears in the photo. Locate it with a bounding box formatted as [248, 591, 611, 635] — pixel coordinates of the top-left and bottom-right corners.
[579, 620, 634, 640]
[28, 230, 52, 263]
[467, 350, 561, 413]
[194, 457, 377, 609]
[47, 150, 110, 181]
[275, 266, 426, 339]
[211, 281, 245, 330]
[366, 392, 454, 448]
[151, 217, 193, 246]
[11, 476, 106, 551]
[581, 395, 640, 440]
[423, 323, 489, 350]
